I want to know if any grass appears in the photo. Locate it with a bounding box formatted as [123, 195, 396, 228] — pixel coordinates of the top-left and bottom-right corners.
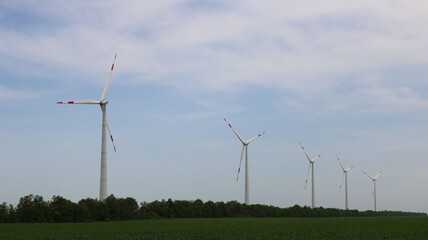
[0, 217, 427, 239]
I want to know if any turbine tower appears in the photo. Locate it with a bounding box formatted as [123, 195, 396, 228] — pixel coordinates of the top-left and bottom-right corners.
[362, 170, 382, 211]
[224, 118, 265, 205]
[58, 54, 117, 201]
[336, 154, 354, 210]
[299, 142, 322, 208]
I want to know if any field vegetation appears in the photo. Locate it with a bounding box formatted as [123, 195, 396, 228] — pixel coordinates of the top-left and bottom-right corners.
[0, 217, 428, 240]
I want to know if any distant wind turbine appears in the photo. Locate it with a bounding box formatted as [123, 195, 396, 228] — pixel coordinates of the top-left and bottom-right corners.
[57, 54, 118, 201]
[362, 170, 382, 211]
[336, 154, 354, 210]
[224, 118, 265, 205]
[299, 142, 322, 208]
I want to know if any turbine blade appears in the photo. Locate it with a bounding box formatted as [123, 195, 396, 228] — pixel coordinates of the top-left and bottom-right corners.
[100, 53, 117, 101]
[311, 154, 322, 163]
[223, 118, 245, 144]
[304, 164, 311, 189]
[336, 154, 345, 171]
[346, 166, 355, 172]
[246, 132, 265, 144]
[339, 172, 344, 193]
[374, 171, 382, 179]
[299, 142, 312, 162]
[99, 104, 116, 152]
[362, 170, 374, 180]
[236, 145, 245, 181]
[57, 99, 100, 104]
[106, 119, 116, 152]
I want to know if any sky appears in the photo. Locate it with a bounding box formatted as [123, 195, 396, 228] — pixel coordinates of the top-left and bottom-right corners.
[1, 0, 428, 213]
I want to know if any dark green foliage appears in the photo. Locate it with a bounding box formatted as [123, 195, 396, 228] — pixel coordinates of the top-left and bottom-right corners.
[1, 217, 428, 240]
[16, 195, 51, 222]
[0, 194, 425, 223]
[0, 203, 16, 223]
[78, 198, 110, 221]
[0, 203, 8, 223]
[106, 195, 139, 220]
[50, 195, 75, 222]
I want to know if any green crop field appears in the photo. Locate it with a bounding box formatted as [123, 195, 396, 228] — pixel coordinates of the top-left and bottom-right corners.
[0, 217, 427, 240]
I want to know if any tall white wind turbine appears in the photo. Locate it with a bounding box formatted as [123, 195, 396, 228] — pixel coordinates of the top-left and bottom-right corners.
[57, 54, 118, 201]
[362, 170, 382, 211]
[336, 154, 354, 210]
[224, 118, 265, 205]
[299, 142, 322, 208]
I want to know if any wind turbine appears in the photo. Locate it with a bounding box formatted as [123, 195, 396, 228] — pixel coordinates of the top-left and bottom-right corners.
[336, 154, 354, 210]
[57, 54, 117, 201]
[223, 118, 265, 205]
[299, 142, 322, 208]
[362, 170, 382, 211]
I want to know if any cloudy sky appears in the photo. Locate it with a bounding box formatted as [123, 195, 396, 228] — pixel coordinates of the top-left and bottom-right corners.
[1, 0, 428, 213]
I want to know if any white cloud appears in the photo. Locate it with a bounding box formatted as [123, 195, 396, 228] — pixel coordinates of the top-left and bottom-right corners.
[2, 1, 428, 110]
[356, 86, 428, 113]
[1, 1, 428, 94]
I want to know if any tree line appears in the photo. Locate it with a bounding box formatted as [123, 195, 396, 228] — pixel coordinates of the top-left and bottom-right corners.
[0, 194, 425, 223]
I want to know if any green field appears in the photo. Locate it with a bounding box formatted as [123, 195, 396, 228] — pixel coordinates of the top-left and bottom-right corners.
[0, 217, 427, 240]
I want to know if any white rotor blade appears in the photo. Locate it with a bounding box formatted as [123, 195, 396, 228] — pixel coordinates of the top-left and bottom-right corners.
[106, 119, 116, 152]
[223, 118, 245, 144]
[236, 145, 245, 181]
[345, 166, 355, 172]
[304, 164, 311, 189]
[362, 170, 375, 180]
[336, 154, 345, 171]
[374, 171, 382, 179]
[246, 132, 265, 144]
[339, 172, 344, 193]
[299, 142, 312, 162]
[100, 53, 117, 101]
[311, 154, 322, 163]
[57, 99, 100, 104]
